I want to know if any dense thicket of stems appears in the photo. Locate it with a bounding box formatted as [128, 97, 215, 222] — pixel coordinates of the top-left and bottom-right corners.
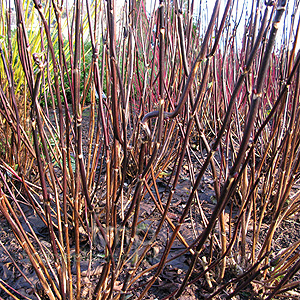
[1, 0, 300, 299]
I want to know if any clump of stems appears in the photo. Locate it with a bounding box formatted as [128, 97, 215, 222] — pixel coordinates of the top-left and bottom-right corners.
[0, 0, 300, 299]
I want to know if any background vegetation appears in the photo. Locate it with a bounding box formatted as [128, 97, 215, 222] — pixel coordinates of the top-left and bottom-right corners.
[1, 0, 300, 299]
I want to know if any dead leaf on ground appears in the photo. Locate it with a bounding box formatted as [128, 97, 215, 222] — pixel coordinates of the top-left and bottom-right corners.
[113, 280, 124, 291]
